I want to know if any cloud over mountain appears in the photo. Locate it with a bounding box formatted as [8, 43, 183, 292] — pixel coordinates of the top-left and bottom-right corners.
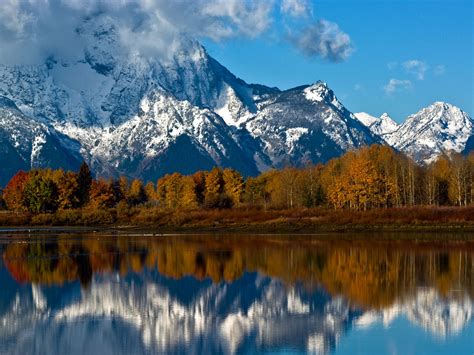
[0, 0, 353, 64]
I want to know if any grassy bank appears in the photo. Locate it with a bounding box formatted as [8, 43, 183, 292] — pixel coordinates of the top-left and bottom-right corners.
[1, 206, 474, 234]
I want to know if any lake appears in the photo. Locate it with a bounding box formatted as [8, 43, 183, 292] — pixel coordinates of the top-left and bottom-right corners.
[0, 231, 473, 354]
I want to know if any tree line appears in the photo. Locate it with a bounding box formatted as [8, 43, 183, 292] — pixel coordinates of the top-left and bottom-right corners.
[1, 144, 474, 213]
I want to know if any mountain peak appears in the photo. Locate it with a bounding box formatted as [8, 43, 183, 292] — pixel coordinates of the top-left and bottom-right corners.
[303, 81, 340, 107]
[354, 112, 399, 138]
[388, 101, 473, 163]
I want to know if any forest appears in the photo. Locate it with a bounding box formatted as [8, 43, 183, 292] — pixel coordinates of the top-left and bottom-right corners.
[1, 144, 474, 227]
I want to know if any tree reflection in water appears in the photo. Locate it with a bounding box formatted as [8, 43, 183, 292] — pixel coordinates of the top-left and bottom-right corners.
[0, 234, 472, 354]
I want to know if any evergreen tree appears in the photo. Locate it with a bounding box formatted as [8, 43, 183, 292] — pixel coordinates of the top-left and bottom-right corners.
[77, 162, 92, 207]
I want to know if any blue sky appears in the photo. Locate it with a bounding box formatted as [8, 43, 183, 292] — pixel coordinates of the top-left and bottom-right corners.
[204, 0, 473, 122]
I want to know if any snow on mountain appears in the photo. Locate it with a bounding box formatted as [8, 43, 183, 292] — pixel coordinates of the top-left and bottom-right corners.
[386, 102, 474, 163]
[245, 82, 380, 168]
[0, 96, 82, 186]
[355, 112, 399, 138]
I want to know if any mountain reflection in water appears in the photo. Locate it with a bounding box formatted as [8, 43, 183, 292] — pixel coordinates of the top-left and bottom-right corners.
[0, 233, 472, 354]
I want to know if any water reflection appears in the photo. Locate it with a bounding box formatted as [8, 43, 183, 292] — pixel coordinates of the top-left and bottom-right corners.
[0, 234, 473, 354]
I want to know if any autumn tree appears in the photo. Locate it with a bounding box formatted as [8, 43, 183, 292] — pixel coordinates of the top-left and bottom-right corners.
[223, 168, 244, 207]
[145, 181, 157, 203]
[128, 179, 147, 206]
[56, 171, 80, 210]
[3, 171, 30, 211]
[88, 179, 116, 209]
[180, 176, 199, 209]
[448, 152, 470, 206]
[22, 174, 59, 213]
[244, 175, 270, 210]
[204, 167, 231, 208]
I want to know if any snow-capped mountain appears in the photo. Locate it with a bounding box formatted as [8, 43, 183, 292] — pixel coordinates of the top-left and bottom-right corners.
[354, 112, 399, 139]
[246, 82, 380, 169]
[0, 14, 379, 183]
[0, 14, 471, 183]
[386, 102, 474, 163]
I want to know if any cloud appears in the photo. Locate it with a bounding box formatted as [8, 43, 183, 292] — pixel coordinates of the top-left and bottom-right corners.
[281, 0, 311, 17]
[384, 79, 412, 95]
[0, 0, 353, 65]
[402, 60, 428, 80]
[289, 20, 353, 62]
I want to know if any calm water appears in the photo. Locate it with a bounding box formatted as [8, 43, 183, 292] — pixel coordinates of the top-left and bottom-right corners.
[0, 231, 473, 355]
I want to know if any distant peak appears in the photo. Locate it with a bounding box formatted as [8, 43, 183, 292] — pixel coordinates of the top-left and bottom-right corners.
[303, 81, 336, 103]
[431, 101, 457, 111]
[308, 80, 328, 89]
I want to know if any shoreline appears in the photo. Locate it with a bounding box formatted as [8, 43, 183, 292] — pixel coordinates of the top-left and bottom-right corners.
[1, 223, 474, 240]
[1, 206, 474, 239]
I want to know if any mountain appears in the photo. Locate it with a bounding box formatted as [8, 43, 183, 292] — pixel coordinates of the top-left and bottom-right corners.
[386, 102, 474, 163]
[354, 112, 399, 139]
[0, 15, 380, 184]
[0, 14, 471, 184]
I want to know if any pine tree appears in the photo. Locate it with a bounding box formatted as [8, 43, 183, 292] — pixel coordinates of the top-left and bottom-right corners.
[77, 162, 92, 207]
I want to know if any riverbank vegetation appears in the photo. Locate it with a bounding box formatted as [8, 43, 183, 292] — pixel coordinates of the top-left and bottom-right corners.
[1, 145, 474, 229]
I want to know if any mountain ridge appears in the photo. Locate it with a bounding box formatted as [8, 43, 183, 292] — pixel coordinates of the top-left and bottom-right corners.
[0, 15, 472, 184]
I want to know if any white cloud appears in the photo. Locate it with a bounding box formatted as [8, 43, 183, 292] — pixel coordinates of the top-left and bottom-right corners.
[281, 0, 311, 17]
[0, 0, 354, 65]
[402, 59, 428, 80]
[384, 79, 412, 95]
[289, 20, 353, 62]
